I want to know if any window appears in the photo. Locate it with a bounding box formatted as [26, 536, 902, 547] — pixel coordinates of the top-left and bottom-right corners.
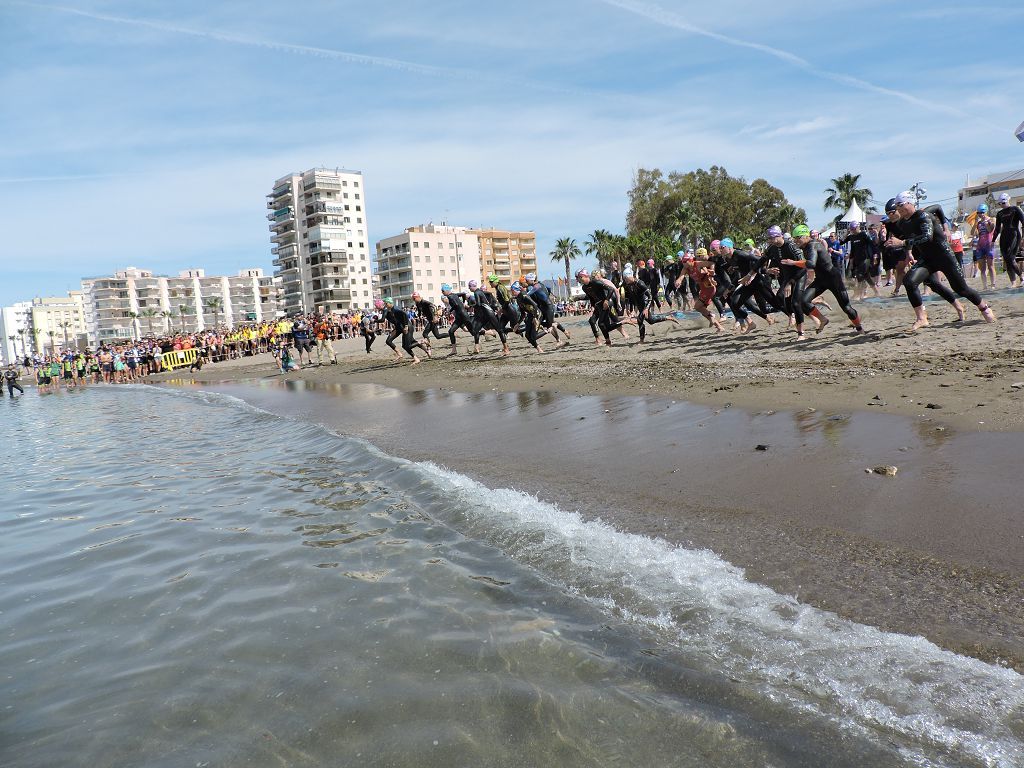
[344, 205, 350, 211]
[416, 270, 421, 276]
[413, 242, 419, 248]
[342, 180, 348, 186]
[355, 205, 361, 211]
[356, 217, 362, 223]
[362, 278, 367, 284]
[359, 242, 364, 248]
[343, 193, 349, 198]
[426, 270, 432, 276]
[423, 241, 429, 248]
[354, 194, 360, 200]
[354, 181, 359, 187]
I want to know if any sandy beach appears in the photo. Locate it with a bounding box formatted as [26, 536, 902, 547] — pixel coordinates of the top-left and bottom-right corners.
[152, 281, 1024, 670]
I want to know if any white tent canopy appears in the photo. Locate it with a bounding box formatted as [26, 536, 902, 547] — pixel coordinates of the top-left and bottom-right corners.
[840, 200, 866, 223]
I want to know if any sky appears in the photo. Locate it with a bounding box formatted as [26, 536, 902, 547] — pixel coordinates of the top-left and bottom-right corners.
[2, 0, 1023, 305]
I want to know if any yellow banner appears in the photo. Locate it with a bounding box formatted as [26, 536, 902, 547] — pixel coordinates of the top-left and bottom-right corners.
[161, 349, 199, 370]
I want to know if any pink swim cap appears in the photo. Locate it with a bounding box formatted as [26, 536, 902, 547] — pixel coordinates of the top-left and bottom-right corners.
[710, 239, 721, 250]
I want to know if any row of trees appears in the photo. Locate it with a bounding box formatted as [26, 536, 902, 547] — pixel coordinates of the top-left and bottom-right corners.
[549, 168, 880, 280]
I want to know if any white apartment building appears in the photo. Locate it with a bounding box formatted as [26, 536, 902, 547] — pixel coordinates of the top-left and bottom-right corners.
[29, 293, 88, 355]
[375, 224, 482, 307]
[81, 267, 280, 345]
[0, 301, 34, 365]
[268, 167, 374, 315]
[958, 168, 1024, 215]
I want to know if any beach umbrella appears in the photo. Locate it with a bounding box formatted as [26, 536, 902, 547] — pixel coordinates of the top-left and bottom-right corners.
[1016, 119, 1024, 142]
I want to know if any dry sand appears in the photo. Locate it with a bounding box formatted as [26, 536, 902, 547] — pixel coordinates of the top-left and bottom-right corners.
[152, 280, 1024, 669]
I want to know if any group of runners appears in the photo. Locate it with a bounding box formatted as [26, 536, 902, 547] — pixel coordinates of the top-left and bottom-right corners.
[365, 190, 1012, 361]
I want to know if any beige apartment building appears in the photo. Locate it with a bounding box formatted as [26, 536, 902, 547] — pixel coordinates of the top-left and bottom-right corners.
[472, 229, 537, 285]
[375, 225, 482, 306]
[81, 267, 280, 345]
[28, 293, 88, 354]
[268, 167, 374, 315]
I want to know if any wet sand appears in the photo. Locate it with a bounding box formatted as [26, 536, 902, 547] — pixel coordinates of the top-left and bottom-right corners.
[150, 281, 1024, 668]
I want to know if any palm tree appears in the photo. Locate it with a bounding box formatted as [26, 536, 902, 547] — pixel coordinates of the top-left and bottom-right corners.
[127, 311, 139, 341]
[668, 202, 711, 249]
[140, 308, 159, 337]
[21, 327, 34, 357]
[46, 329, 56, 354]
[159, 310, 173, 334]
[59, 320, 72, 351]
[8, 334, 17, 361]
[204, 297, 223, 329]
[584, 229, 614, 272]
[178, 304, 192, 333]
[550, 237, 582, 292]
[823, 173, 877, 216]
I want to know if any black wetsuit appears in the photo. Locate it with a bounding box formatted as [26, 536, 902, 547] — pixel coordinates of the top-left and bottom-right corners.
[898, 210, 984, 309]
[470, 287, 507, 345]
[513, 291, 544, 348]
[360, 313, 377, 353]
[493, 282, 521, 335]
[662, 261, 682, 307]
[767, 240, 807, 324]
[710, 254, 733, 315]
[415, 298, 445, 342]
[528, 282, 568, 339]
[800, 240, 860, 327]
[994, 204, 1024, 283]
[727, 249, 781, 322]
[444, 291, 475, 345]
[887, 215, 966, 308]
[642, 265, 662, 309]
[582, 279, 620, 343]
[384, 307, 426, 357]
[623, 280, 673, 340]
[845, 231, 877, 284]
[4, 370, 23, 396]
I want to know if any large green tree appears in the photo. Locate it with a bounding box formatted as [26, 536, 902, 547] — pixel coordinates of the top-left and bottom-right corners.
[627, 166, 807, 247]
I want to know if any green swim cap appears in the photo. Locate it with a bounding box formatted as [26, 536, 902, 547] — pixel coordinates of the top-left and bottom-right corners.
[487, 273, 499, 283]
[383, 297, 395, 306]
[792, 224, 811, 239]
[744, 238, 755, 248]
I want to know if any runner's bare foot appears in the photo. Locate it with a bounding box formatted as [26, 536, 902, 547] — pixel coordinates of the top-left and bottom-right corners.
[815, 316, 830, 335]
[910, 317, 930, 332]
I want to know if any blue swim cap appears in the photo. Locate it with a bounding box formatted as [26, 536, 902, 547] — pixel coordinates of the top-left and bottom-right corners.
[977, 204, 988, 213]
[441, 283, 452, 292]
[511, 281, 522, 293]
[720, 237, 734, 248]
[676, 250, 685, 257]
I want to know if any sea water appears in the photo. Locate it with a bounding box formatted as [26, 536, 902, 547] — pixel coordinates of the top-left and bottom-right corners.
[0, 386, 1020, 767]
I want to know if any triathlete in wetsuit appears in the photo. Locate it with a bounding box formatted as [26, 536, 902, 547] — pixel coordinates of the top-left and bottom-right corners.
[382, 297, 430, 364]
[763, 227, 815, 339]
[412, 292, 445, 347]
[643, 260, 662, 309]
[887, 191, 996, 331]
[993, 192, 1024, 288]
[622, 266, 680, 341]
[468, 280, 510, 356]
[972, 203, 997, 289]
[578, 269, 628, 345]
[792, 225, 863, 334]
[843, 223, 880, 299]
[510, 282, 545, 351]
[525, 273, 571, 345]
[440, 283, 476, 355]
[723, 240, 780, 331]
[362, 303, 382, 352]
[661, 255, 682, 308]
[488, 274, 521, 338]
[886, 200, 969, 325]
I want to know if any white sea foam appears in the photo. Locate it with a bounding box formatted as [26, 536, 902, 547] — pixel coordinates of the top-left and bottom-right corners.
[413, 462, 1024, 768]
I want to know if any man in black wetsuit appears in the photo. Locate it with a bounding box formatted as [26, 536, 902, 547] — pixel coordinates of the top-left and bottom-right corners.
[468, 279, 510, 356]
[382, 297, 429, 364]
[488, 274, 521, 339]
[792, 224, 864, 334]
[510, 282, 546, 352]
[844, 222, 879, 300]
[4, 366, 24, 397]
[525, 273, 571, 346]
[440, 283, 476, 356]
[994, 192, 1024, 288]
[758, 226, 813, 339]
[886, 191, 996, 331]
[411, 291, 445, 349]
[621, 265, 680, 342]
[577, 268, 625, 345]
[724, 239, 779, 332]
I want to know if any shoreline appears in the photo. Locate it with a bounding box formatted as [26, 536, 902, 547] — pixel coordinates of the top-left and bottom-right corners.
[151, 374, 1024, 672]
[152, 284, 1024, 433]
[145, 286, 1024, 670]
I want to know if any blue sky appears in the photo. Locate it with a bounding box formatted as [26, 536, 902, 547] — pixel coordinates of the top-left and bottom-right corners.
[2, 0, 1022, 305]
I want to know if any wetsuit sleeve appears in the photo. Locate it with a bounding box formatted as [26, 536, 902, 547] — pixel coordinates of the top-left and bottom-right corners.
[902, 212, 933, 249]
